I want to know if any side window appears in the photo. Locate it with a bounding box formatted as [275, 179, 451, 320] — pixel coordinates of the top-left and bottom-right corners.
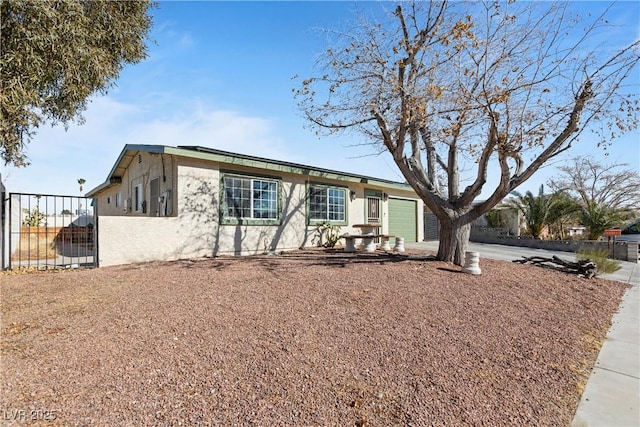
[308, 185, 347, 224]
[222, 175, 279, 223]
[309, 186, 328, 221]
[251, 179, 278, 219]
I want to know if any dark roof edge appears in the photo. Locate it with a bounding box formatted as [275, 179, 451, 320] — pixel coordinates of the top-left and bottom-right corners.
[87, 144, 411, 196]
[176, 145, 407, 187]
[86, 145, 168, 195]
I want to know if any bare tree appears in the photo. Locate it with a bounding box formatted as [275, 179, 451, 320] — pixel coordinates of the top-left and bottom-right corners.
[548, 155, 640, 212]
[548, 155, 640, 239]
[295, 1, 639, 264]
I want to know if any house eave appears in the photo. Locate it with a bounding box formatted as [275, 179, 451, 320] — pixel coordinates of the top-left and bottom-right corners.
[171, 145, 412, 191]
[87, 144, 415, 196]
[86, 145, 167, 196]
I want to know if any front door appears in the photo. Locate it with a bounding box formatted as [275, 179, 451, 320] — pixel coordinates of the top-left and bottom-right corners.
[367, 196, 381, 224]
[367, 195, 381, 243]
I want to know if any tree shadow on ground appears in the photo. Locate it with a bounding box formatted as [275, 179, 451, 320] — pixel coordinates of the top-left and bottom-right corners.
[168, 249, 438, 273]
[436, 267, 464, 274]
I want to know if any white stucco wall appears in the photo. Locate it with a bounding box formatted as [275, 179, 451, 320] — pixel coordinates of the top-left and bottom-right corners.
[95, 153, 424, 266]
[97, 159, 312, 266]
[175, 158, 303, 256]
[94, 151, 175, 217]
[97, 216, 184, 266]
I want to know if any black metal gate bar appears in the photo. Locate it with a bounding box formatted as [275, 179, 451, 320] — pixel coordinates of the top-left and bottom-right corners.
[7, 192, 97, 270]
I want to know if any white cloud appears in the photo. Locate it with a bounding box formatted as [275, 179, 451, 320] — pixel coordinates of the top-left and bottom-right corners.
[1, 96, 303, 196]
[178, 33, 194, 49]
[3, 90, 636, 204]
[124, 105, 294, 162]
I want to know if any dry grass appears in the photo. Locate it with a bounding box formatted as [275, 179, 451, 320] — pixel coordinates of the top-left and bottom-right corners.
[0, 249, 627, 426]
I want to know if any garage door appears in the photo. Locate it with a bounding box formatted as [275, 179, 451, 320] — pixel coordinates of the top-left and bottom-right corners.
[424, 212, 440, 241]
[388, 198, 417, 242]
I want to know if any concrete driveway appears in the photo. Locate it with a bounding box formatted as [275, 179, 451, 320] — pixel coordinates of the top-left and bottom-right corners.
[407, 240, 639, 285]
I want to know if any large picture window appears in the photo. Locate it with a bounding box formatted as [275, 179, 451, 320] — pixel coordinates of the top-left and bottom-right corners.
[224, 176, 278, 220]
[309, 185, 346, 223]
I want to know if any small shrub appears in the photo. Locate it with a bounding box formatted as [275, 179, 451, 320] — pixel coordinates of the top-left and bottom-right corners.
[576, 249, 621, 275]
[22, 208, 45, 226]
[316, 223, 342, 248]
[484, 209, 506, 228]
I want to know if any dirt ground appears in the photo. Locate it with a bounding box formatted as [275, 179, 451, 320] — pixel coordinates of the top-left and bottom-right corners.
[0, 249, 627, 426]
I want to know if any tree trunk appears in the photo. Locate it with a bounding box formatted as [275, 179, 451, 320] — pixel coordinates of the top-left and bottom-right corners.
[437, 218, 472, 265]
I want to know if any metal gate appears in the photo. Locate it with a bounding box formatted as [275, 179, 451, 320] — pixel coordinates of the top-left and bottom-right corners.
[1, 192, 97, 270]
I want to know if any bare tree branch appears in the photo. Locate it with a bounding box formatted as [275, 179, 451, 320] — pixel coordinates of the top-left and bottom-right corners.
[548, 155, 640, 212]
[294, 1, 639, 264]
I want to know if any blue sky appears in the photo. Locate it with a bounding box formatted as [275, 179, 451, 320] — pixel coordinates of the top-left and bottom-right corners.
[3, 1, 639, 199]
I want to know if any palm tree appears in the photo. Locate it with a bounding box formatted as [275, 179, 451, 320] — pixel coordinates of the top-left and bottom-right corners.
[546, 192, 581, 239]
[77, 178, 86, 212]
[580, 202, 633, 240]
[502, 185, 558, 239]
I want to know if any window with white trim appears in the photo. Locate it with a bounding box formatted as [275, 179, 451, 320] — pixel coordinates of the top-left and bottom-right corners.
[224, 176, 278, 220]
[115, 192, 121, 207]
[309, 185, 346, 222]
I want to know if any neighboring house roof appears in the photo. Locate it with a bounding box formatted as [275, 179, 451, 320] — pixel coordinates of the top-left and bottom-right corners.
[71, 215, 94, 227]
[86, 144, 412, 196]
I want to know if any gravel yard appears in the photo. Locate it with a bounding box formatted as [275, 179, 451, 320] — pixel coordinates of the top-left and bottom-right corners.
[0, 249, 627, 426]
